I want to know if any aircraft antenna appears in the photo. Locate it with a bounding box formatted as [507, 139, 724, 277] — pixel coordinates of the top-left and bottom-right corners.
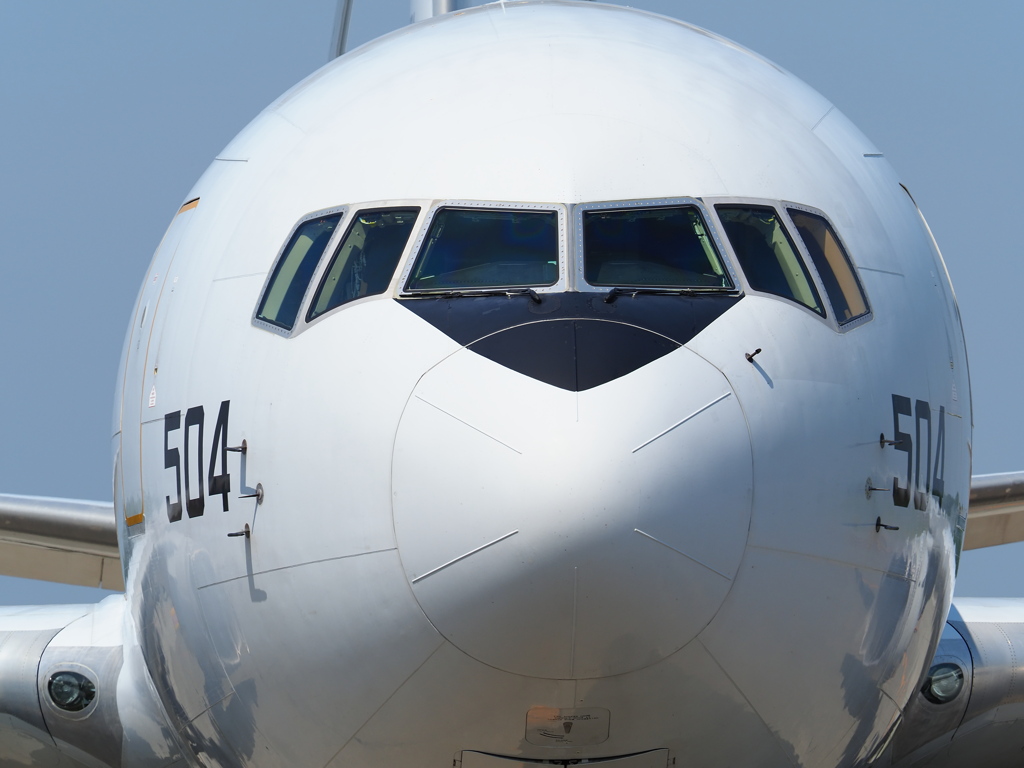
[410, 0, 473, 23]
[330, 0, 354, 59]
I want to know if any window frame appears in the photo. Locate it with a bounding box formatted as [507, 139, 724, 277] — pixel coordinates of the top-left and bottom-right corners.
[398, 200, 569, 296]
[707, 199, 827, 321]
[303, 204, 424, 327]
[253, 197, 873, 339]
[252, 205, 348, 337]
[782, 202, 873, 331]
[573, 197, 740, 294]
[706, 196, 873, 330]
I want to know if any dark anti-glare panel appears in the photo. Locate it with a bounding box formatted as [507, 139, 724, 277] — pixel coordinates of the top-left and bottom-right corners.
[470, 321, 578, 390]
[574, 321, 678, 391]
[399, 292, 739, 346]
[398, 291, 740, 390]
[469, 320, 679, 391]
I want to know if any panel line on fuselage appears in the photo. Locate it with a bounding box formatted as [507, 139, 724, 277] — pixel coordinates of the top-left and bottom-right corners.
[633, 392, 732, 453]
[634, 529, 731, 580]
[414, 395, 522, 454]
[747, 544, 919, 582]
[411, 530, 520, 584]
[195, 547, 398, 590]
[859, 267, 905, 277]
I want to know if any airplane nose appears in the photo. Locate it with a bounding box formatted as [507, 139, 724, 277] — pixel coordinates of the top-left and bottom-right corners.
[392, 338, 752, 680]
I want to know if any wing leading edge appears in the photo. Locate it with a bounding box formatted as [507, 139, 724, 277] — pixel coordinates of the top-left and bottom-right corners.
[963, 472, 1024, 550]
[0, 494, 122, 591]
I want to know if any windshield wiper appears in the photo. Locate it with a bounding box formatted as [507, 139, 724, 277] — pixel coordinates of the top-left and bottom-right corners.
[433, 288, 542, 304]
[604, 286, 722, 303]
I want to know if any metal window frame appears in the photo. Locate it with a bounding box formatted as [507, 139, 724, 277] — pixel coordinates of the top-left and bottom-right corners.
[782, 201, 873, 332]
[572, 197, 741, 294]
[297, 202, 429, 334]
[704, 196, 832, 326]
[398, 199, 569, 296]
[251, 205, 349, 338]
[254, 196, 873, 340]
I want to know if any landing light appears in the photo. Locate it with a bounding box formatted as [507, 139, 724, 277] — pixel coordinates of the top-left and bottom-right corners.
[48, 671, 96, 712]
[921, 663, 964, 704]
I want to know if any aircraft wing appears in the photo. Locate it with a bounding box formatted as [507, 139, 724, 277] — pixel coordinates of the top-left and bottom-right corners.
[963, 472, 1024, 550]
[0, 494, 123, 591]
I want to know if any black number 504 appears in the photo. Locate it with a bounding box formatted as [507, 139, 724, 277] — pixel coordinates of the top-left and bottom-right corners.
[891, 394, 945, 510]
[163, 400, 232, 523]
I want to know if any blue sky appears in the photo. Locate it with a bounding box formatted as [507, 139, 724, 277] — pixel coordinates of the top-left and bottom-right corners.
[0, 0, 1021, 604]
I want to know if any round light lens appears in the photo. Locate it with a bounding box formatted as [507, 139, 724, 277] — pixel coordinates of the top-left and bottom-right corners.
[922, 662, 964, 704]
[48, 671, 96, 712]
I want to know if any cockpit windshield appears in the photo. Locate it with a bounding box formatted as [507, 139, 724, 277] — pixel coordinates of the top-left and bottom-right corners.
[583, 206, 732, 289]
[715, 205, 823, 314]
[307, 207, 419, 321]
[405, 207, 559, 292]
[256, 213, 342, 330]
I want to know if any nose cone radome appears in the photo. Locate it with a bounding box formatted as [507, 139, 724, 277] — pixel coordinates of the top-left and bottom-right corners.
[392, 344, 752, 680]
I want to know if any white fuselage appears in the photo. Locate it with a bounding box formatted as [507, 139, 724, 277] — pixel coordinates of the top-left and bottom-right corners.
[110, 3, 970, 767]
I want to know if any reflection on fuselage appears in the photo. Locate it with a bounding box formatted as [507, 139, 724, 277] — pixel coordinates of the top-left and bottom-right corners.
[110, 5, 970, 767]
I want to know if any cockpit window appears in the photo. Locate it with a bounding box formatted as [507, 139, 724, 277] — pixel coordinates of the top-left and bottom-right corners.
[405, 208, 559, 291]
[307, 207, 419, 321]
[716, 205, 824, 315]
[788, 209, 869, 324]
[582, 206, 731, 289]
[256, 213, 342, 330]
